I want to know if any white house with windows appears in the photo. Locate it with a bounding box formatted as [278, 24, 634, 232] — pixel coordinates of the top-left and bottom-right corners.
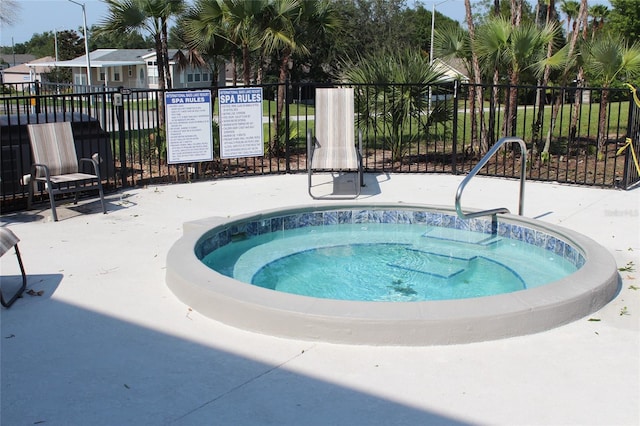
[26, 48, 227, 89]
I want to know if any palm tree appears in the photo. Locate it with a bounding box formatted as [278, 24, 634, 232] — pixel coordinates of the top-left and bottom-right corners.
[539, 0, 588, 158]
[434, 23, 486, 155]
[339, 49, 447, 163]
[160, 1, 185, 89]
[560, 0, 580, 35]
[98, 0, 185, 128]
[464, 0, 490, 154]
[261, 0, 342, 155]
[181, 0, 240, 84]
[582, 34, 640, 154]
[475, 17, 559, 138]
[588, 4, 609, 39]
[532, 0, 560, 160]
[99, 0, 184, 91]
[182, 0, 269, 86]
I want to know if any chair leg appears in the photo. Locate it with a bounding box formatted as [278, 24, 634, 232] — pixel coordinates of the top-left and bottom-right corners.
[1, 245, 27, 308]
[27, 177, 34, 210]
[49, 193, 58, 222]
[43, 177, 59, 221]
[97, 181, 107, 214]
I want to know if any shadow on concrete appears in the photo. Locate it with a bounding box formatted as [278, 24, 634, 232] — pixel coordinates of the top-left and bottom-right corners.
[1, 296, 472, 426]
[0, 273, 63, 309]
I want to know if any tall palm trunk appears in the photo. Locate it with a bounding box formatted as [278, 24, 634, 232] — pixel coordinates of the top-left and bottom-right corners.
[534, 0, 556, 158]
[569, 2, 588, 143]
[465, 0, 488, 154]
[230, 52, 238, 86]
[242, 43, 251, 85]
[162, 18, 172, 89]
[505, 0, 523, 136]
[154, 32, 166, 127]
[543, 0, 588, 156]
[272, 49, 291, 156]
[597, 86, 609, 154]
[510, 0, 523, 26]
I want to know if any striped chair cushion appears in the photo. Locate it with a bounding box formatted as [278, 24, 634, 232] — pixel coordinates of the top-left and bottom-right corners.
[27, 122, 79, 177]
[0, 228, 20, 258]
[311, 88, 359, 170]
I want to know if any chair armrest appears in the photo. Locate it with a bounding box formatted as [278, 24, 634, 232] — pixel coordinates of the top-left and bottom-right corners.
[80, 154, 102, 180]
[31, 163, 51, 181]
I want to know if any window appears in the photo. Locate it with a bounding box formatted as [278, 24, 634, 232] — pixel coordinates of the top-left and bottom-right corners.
[147, 62, 158, 85]
[128, 66, 133, 77]
[187, 74, 194, 83]
[112, 66, 122, 82]
[194, 73, 201, 82]
[99, 70, 106, 81]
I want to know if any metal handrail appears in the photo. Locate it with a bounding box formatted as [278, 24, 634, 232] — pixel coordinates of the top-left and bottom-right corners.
[455, 136, 527, 220]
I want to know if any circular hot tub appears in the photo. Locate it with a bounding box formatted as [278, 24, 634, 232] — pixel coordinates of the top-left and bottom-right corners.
[166, 203, 618, 345]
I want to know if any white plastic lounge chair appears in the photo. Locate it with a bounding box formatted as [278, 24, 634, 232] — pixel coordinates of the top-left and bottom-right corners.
[307, 87, 364, 199]
[27, 122, 106, 222]
[0, 228, 27, 308]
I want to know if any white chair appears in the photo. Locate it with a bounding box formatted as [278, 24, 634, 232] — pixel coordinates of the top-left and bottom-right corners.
[307, 87, 364, 199]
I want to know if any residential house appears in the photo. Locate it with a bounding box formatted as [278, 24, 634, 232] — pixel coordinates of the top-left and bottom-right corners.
[0, 53, 36, 70]
[1, 56, 54, 84]
[433, 58, 469, 83]
[25, 49, 227, 90]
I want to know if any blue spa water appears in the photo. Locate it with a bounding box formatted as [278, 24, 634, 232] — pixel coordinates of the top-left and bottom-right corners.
[201, 222, 579, 302]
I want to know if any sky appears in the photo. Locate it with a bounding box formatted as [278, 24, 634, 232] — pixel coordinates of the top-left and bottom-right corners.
[1, 0, 612, 47]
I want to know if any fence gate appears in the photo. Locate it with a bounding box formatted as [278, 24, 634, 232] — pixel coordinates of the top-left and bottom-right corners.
[622, 85, 640, 189]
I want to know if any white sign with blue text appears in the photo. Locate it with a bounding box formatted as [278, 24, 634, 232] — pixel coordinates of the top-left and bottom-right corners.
[219, 87, 264, 159]
[165, 90, 214, 164]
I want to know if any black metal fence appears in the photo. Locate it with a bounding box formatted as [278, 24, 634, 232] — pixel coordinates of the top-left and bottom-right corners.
[1, 80, 638, 212]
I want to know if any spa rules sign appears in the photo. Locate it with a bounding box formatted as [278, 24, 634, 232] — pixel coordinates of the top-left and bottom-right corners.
[219, 87, 264, 159]
[165, 90, 214, 164]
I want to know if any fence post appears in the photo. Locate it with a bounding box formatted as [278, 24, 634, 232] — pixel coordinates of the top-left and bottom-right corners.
[115, 87, 128, 188]
[622, 88, 640, 189]
[285, 79, 291, 173]
[33, 81, 41, 114]
[452, 80, 459, 175]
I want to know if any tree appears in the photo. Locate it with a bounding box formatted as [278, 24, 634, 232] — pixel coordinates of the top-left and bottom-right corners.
[465, 0, 490, 154]
[472, 0, 536, 24]
[261, 0, 342, 155]
[98, 0, 185, 128]
[608, 0, 640, 44]
[534, 0, 588, 158]
[49, 30, 86, 83]
[89, 24, 151, 49]
[98, 0, 185, 91]
[588, 4, 609, 39]
[339, 48, 447, 163]
[336, 0, 410, 59]
[434, 21, 488, 154]
[183, 0, 271, 86]
[559, 0, 579, 35]
[475, 17, 559, 136]
[582, 34, 640, 154]
[531, 0, 561, 160]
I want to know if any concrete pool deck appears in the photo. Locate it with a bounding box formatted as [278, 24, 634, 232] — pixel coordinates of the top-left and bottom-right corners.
[1, 173, 638, 425]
